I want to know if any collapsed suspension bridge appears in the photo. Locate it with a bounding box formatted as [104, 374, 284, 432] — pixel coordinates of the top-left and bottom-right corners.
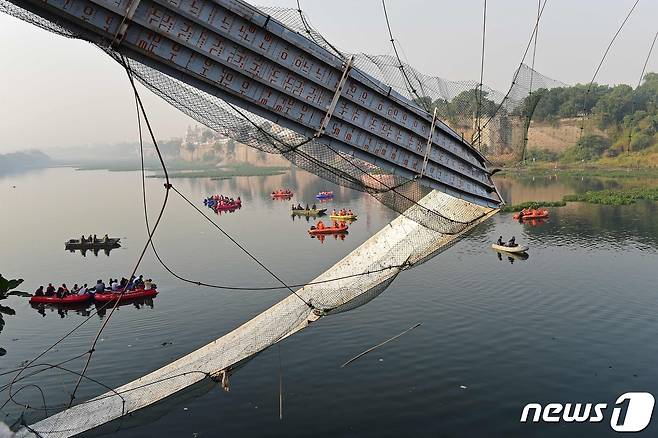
[0, 0, 525, 436]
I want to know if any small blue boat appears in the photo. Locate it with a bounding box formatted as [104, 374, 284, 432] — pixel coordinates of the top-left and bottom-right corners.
[315, 191, 334, 199]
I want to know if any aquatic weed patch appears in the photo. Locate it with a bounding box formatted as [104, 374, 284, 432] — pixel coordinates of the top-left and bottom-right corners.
[563, 187, 658, 205]
[500, 201, 566, 213]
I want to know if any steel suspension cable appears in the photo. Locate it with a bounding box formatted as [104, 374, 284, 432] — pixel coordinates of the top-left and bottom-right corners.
[521, 0, 542, 163]
[473, 0, 548, 145]
[475, 0, 487, 151]
[64, 55, 173, 415]
[381, 0, 430, 110]
[579, 0, 640, 140]
[627, 28, 658, 153]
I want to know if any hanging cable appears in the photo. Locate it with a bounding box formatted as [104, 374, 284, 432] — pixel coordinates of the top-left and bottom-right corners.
[295, 0, 345, 61]
[381, 0, 430, 110]
[125, 63, 315, 309]
[627, 29, 657, 153]
[637, 30, 658, 87]
[475, 0, 487, 151]
[64, 55, 173, 414]
[579, 0, 640, 140]
[473, 0, 548, 145]
[521, 0, 542, 163]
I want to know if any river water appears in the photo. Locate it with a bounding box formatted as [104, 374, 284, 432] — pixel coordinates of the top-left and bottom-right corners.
[1, 167, 657, 437]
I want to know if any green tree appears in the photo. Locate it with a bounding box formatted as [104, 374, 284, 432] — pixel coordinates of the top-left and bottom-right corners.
[562, 135, 611, 161]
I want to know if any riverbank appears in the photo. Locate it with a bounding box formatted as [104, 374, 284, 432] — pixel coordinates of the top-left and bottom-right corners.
[68, 161, 289, 179]
[497, 164, 658, 179]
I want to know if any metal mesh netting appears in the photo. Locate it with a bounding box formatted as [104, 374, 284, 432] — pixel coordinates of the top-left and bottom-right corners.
[260, 6, 567, 161]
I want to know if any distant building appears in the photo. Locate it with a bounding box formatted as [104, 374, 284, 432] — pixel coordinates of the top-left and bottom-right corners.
[178, 125, 288, 166]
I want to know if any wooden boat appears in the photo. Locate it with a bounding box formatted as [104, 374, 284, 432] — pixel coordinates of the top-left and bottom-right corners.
[30, 294, 93, 305]
[94, 289, 158, 303]
[65, 238, 120, 249]
[308, 223, 349, 235]
[292, 208, 327, 216]
[491, 243, 529, 253]
[329, 213, 357, 221]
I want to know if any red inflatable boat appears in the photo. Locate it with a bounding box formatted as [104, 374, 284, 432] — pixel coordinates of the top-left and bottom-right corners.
[94, 289, 158, 303]
[514, 210, 550, 220]
[214, 200, 241, 211]
[308, 223, 349, 235]
[29, 294, 93, 305]
[271, 190, 293, 198]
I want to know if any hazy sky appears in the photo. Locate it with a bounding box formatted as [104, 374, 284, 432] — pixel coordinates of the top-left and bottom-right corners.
[1, 0, 656, 153]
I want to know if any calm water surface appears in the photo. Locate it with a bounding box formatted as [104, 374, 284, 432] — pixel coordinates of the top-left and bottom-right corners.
[1, 168, 657, 437]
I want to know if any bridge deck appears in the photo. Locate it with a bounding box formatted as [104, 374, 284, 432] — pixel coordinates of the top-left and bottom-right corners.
[8, 0, 502, 207]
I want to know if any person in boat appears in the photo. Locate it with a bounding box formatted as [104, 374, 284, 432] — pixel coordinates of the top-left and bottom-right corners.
[95, 279, 105, 294]
[312, 203, 316, 210]
[34, 286, 44, 296]
[348, 209, 353, 216]
[305, 203, 309, 210]
[135, 275, 144, 289]
[316, 220, 325, 230]
[93, 234, 98, 243]
[80, 235, 86, 243]
[332, 208, 337, 215]
[103, 234, 109, 243]
[507, 236, 517, 247]
[496, 236, 504, 246]
[71, 284, 79, 294]
[45, 283, 55, 297]
[111, 279, 120, 291]
[78, 284, 88, 295]
[144, 279, 153, 290]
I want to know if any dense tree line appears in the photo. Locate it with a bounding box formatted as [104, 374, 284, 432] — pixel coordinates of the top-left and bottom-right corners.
[526, 73, 658, 159]
[415, 88, 498, 128]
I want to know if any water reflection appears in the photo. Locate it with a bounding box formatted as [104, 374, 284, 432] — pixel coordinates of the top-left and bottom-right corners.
[29, 298, 155, 319]
[2, 167, 658, 437]
[516, 217, 548, 227]
[30, 302, 92, 318]
[65, 247, 119, 257]
[310, 232, 348, 244]
[95, 299, 155, 318]
[495, 173, 658, 205]
[495, 250, 530, 264]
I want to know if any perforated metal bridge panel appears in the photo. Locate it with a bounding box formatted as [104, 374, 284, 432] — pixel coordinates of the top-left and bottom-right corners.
[7, 0, 501, 207]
